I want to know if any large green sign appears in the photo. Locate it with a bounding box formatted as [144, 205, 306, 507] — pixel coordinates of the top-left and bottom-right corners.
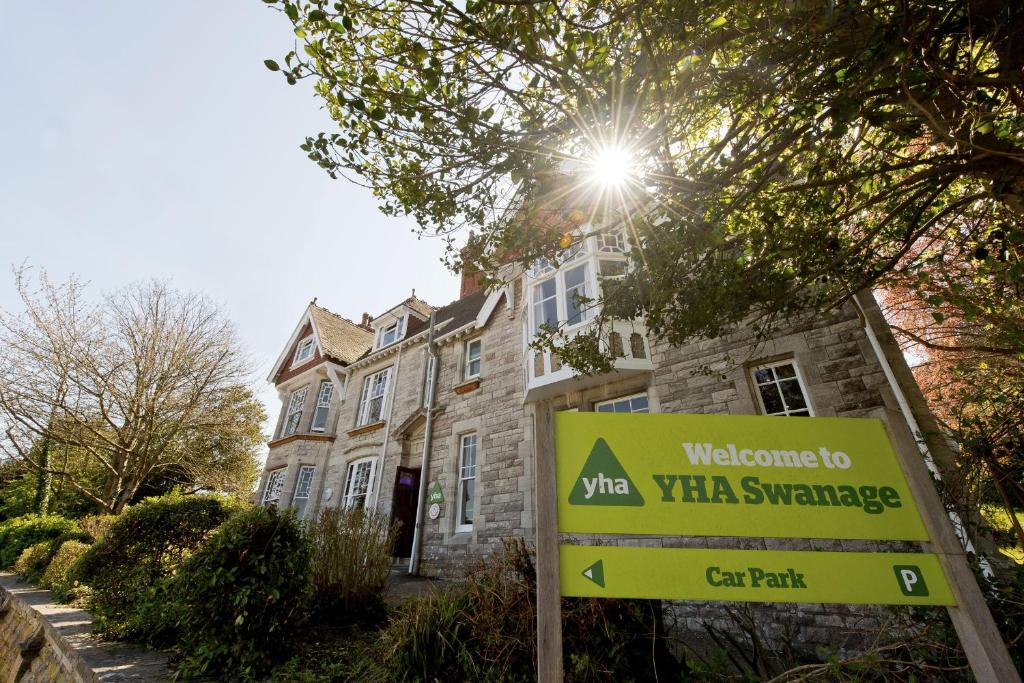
[560, 545, 954, 606]
[555, 412, 928, 541]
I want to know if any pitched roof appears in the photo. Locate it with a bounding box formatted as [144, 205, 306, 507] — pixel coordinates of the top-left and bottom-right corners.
[433, 289, 489, 333]
[309, 304, 373, 364]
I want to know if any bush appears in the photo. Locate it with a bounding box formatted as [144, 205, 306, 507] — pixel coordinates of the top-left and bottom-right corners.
[40, 540, 91, 602]
[72, 492, 234, 640]
[14, 542, 52, 583]
[0, 514, 79, 568]
[78, 514, 116, 543]
[380, 538, 681, 682]
[307, 507, 397, 624]
[170, 506, 312, 680]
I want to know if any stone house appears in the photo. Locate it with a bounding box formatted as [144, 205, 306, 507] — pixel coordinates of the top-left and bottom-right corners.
[255, 217, 945, 603]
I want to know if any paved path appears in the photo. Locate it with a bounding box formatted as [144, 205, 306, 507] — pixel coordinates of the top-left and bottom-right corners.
[0, 572, 169, 682]
[385, 568, 446, 602]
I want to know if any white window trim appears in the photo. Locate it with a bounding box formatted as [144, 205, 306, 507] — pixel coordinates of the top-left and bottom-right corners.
[375, 315, 407, 349]
[751, 359, 815, 417]
[292, 335, 316, 366]
[423, 352, 436, 409]
[311, 380, 333, 433]
[455, 433, 478, 533]
[262, 467, 287, 506]
[356, 367, 392, 426]
[594, 392, 650, 414]
[465, 338, 482, 379]
[342, 457, 377, 510]
[291, 465, 316, 518]
[528, 226, 629, 338]
[282, 386, 309, 437]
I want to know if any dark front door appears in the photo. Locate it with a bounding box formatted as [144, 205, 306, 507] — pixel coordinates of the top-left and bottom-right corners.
[391, 466, 420, 558]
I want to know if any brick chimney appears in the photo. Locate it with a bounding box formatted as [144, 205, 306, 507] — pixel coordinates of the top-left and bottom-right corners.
[359, 312, 374, 329]
[459, 233, 485, 299]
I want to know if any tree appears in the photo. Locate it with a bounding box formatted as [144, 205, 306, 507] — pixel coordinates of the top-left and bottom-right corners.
[264, 0, 1021, 368]
[0, 269, 264, 513]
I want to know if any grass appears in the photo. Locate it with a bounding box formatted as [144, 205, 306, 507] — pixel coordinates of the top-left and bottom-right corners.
[981, 504, 1024, 564]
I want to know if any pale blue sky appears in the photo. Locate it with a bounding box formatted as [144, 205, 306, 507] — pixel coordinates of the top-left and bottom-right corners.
[0, 2, 459, 432]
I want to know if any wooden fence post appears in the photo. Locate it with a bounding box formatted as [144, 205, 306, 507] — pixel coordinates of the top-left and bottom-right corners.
[534, 400, 563, 682]
[874, 408, 1020, 682]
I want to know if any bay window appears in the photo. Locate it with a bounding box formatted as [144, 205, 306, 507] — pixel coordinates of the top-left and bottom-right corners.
[311, 380, 333, 432]
[282, 387, 308, 437]
[262, 468, 286, 507]
[291, 466, 316, 518]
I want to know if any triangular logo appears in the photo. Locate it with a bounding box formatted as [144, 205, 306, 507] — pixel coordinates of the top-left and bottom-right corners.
[567, 438, 644, 506]
[582, 560, 605, 588]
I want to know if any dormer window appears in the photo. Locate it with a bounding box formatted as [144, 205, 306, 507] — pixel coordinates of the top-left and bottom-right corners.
[293, 336, 315, 365]
[375, 316, 406, 349]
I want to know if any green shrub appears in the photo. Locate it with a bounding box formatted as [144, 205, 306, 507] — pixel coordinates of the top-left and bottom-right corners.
[0, 514, 79, 568]
[307, 507, 397, 624]
[40, 540, 91, 602]
[72, 492, 234, 640]
[171, 506, 312, 681]
[381, 538, 681, 682]
[78, 514, 116, 543]
[14, 542, 52, 583]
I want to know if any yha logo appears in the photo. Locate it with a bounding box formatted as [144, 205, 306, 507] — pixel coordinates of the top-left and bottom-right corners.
[568, 439, 644, 506]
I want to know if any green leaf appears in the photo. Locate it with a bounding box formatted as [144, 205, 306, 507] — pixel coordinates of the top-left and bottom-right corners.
[284, 3, 298, 22]
[263, 59, 280, 72]
[932, 311, 945, 324]
[707, 16, 727, 29]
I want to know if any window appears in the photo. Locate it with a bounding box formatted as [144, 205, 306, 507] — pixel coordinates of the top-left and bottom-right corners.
[282, 387, 308, 436]
[563, 263, 590, 326]
[357, 368, 391, 426]
[423, 353, 436, 408]
[291, 466, 316, 518]
[456, 434, 477, 532]
[595, 393, 649, 413]
[752, 361, 813, 416]
[532, 278, 558, 330]
[262, 468, 286, 507]
[343, 458, 376, 509]
[465, 339, 482, 378]
[293, 336, 315, 365]
[598, 226, 626, 253]
[377, 316, 405, 348]
[311, 380, 333, 432]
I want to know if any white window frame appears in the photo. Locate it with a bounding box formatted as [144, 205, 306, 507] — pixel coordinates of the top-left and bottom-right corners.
[528, 225, 629, 338]
[751, 359, 815, 417]
[356, 367, 392, 426]
[456, 433, 478, 533]
[262, 467, 287, 507]
[282, 386, 308, 437]
[375, 315, 406, 349]
[311, 380, 333, 432]
[293, 335, 315, 366]
[594, 392, 650, 414]
[465, 339, 482, 379]
[291, 465, 316, 518]
[342, 457, 377, 510]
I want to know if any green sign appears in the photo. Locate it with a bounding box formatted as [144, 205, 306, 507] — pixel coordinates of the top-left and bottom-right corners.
[555, 412, 928, 541]
[427, 481, 444, 504]
[560, 545, 954, 606]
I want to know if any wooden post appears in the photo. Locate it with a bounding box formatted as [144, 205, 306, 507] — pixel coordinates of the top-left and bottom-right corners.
[534, 400, 563, 682]
[874, 408, 1020, 682]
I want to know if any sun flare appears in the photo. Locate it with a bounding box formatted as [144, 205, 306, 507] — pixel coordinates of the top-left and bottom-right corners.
[588, 144, 637, 188]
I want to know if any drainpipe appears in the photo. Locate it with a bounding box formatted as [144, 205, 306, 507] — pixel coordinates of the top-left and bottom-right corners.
[372, 342, 403, 509]
[852, 292, 994, 579]
[409, 313, 438, 575]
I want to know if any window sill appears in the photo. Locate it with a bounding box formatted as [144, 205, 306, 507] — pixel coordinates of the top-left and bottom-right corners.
[347, 421, 386, 437]
[268, 433, 336, 448]
[453, 378, 482, 395]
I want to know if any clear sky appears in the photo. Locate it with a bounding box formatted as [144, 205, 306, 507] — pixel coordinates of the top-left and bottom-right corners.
[0, 2, 460, 436]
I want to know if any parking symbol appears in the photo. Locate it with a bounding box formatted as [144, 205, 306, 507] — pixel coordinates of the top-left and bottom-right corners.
[893, 565, 929, 597]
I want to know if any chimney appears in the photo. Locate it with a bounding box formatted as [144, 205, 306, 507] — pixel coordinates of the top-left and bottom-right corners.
[360, 312, 374, 329]
[459, 233, 484, 299]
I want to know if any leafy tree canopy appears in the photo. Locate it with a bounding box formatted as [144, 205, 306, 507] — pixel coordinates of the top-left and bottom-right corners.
[265, 0, 1021, 367]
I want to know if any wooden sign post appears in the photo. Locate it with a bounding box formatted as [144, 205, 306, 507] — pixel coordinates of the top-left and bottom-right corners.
[534, 404, 1019, 682]
[534, 401, 563, 683]
[874, 408, 1020, 682]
